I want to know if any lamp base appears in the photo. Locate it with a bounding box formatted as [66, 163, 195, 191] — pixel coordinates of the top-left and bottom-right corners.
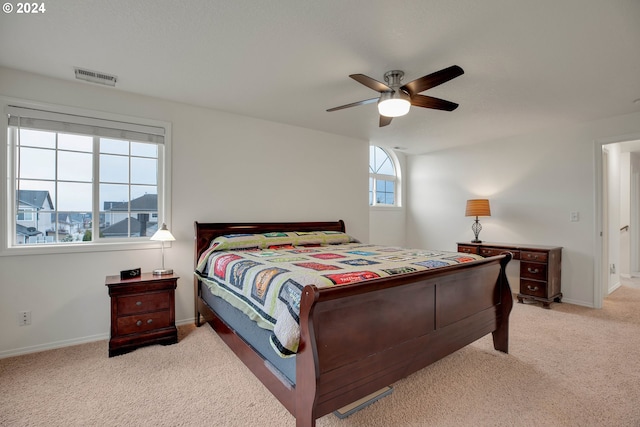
[471, 218, 483, 245]
[153, 268, 173, 276]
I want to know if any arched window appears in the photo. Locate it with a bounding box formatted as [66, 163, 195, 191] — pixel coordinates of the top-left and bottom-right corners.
[369, 146, 399, 206]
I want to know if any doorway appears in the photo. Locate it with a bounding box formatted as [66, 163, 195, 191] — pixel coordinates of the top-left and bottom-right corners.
[631, 168, 640, 276]
[596, 136, 640, 308]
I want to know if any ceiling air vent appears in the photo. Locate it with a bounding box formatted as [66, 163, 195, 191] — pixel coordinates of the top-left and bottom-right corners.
[74, 67, 117, 87]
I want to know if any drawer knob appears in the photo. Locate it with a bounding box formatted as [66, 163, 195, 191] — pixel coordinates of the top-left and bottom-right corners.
[136, 301, 142, 306]
[136, 320, 142, 326]
[528, 254, 539, 260]
[147, 319, 153, 324]
[528, 267, 539, 274]
[527, 285, 539, 292]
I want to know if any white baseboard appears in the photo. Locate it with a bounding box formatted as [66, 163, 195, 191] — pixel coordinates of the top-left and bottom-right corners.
[608, 281, 622, 294]
[176, 318, 195, 326]
[558, 297, 594, 308]
[0, 317, 196, 360]
[0, 332, 108, 359]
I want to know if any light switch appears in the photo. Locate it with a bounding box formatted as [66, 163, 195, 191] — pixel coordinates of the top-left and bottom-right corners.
[570, 211, 579, 222]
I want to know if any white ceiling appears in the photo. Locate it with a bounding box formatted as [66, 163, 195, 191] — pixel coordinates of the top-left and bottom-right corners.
[1, 0, 639, 155]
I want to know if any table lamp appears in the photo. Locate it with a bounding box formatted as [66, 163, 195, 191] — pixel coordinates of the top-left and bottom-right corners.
[150, 223, 175, 275]
[465, 199, 491, 243]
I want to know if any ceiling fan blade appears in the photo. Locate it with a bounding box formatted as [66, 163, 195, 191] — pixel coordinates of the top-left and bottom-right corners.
[350, 74, 392, 93]
[410, 94, 459, 111]
[326, 97, 379, 112]
[401, 65, 464, 95]
[379, 115, 393, 127]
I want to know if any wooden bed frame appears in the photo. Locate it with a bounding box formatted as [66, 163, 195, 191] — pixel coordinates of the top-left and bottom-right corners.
[194, 220, 513, 427]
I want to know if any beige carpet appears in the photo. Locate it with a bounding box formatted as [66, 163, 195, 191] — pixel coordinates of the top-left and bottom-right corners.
[1, 287, 639, 427]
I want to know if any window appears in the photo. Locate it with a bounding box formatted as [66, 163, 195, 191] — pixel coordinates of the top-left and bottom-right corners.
[369, 146, 399, 206]
[5, 103, 170, 250]
[17, 208, 35, 221]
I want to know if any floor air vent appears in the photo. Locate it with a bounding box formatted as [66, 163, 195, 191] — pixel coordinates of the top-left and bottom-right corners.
[74, 67, 117, 86]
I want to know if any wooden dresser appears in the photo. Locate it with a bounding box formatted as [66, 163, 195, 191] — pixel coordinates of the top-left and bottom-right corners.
[106, 273, 179, 357]
[457, 242, 562, 309]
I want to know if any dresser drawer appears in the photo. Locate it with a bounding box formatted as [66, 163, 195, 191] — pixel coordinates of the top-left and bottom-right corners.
[457, 245, 478, 255]
[521, 251, 548, 262]
[521, 261, 547, 281]
[520, 279, 548, 298]
[116, 310, 172, 335]
[478, 247, 508, 257]
[117, 292, 171, 316]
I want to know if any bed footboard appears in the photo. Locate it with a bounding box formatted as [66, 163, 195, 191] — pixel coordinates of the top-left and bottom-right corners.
[295, 253, 512, 427]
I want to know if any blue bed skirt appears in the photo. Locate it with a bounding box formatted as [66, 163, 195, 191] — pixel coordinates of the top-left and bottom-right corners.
[200, 283, 296, 385]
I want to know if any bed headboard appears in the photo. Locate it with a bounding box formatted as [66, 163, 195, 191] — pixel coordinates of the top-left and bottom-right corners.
[193, 220, 346, 264]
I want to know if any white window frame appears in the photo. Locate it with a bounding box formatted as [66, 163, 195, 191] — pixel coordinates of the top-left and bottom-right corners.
[1, 97, 172, 256]
[369, 146, 402, 208]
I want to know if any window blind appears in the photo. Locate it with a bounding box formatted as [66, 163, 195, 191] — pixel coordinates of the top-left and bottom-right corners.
[6, 105, 165, 144]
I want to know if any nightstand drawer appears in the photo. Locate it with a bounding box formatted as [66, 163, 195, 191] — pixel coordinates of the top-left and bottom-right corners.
[521, 251, 548, 262]
[520, 279, 547, 298]
[117, 310, 172, 335]
[521, 261, 547, 281]
[117, 292, 170, 315]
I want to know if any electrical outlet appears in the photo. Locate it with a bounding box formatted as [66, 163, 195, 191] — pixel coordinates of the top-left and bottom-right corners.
[18, 311, 31, 326]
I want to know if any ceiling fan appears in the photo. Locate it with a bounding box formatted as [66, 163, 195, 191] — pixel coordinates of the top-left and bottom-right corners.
[326, 65, 464, 127]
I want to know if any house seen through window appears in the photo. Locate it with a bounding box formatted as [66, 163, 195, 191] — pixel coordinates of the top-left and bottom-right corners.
[7, 105, 168, 247]
[369, 146, 398, 206]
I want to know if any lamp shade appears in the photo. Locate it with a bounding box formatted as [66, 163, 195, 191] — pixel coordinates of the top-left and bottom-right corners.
[465, 199, 491, 217]
[150, 223, 175, 242]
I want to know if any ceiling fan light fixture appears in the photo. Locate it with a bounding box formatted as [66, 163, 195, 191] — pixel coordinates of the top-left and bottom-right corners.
[378, 91, 411, 117]
[327, 66, 463, 126]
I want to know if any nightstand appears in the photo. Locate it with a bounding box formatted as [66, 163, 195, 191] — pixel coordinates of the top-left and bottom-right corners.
[106, 273, 179, 357]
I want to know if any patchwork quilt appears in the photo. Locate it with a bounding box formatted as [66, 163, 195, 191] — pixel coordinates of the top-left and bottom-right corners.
[195, 231, 483, 358]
